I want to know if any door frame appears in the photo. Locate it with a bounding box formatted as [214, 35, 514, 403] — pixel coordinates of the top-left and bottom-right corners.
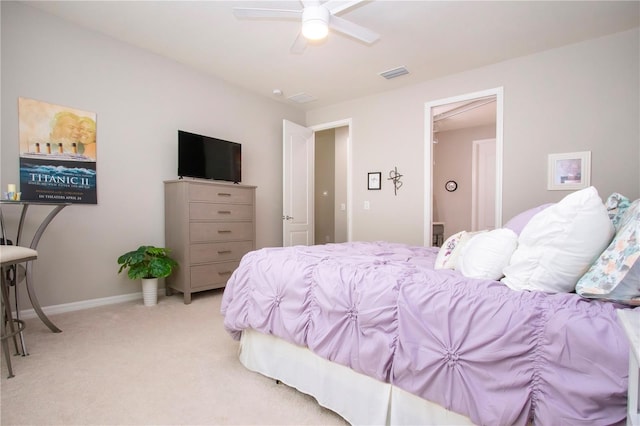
[471, 138, 497, 231]
[423, 87, 504, 246]
[309, 119, 353, 242]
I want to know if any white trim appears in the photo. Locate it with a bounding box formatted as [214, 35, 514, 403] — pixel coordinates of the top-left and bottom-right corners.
[18, 290, 159, 319]
[495, 89, 504, 229]
[424, 106, 434, 246]
[424, 87, 504, 246]
[471, 138, 497, 231]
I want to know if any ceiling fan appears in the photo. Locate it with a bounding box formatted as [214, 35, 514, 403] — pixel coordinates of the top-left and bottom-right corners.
[233, 0, 380, 54]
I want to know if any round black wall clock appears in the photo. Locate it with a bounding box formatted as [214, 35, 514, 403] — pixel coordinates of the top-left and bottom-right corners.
[445, 180, 458, 192]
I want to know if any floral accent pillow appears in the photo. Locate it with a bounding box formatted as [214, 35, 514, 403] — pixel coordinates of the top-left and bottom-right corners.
[434, 231, 467, 270]
[576, 197, 639, 302]
[605, 192, 631, 231]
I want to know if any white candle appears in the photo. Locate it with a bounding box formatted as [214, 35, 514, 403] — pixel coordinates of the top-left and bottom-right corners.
[7, 184, 16, 193]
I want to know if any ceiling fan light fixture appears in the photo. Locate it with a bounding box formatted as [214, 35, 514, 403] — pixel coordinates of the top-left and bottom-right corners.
[302, 19, 328, 40]
[302, 6, 330, 40]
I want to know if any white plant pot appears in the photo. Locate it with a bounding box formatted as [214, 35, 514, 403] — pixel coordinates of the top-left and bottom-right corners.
[141, 278, 158, 306]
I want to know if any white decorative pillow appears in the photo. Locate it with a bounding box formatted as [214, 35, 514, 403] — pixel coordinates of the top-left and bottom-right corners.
[434, 231, 468, 270]
[457, 228, 518, 280]
[576, 198, 640, 301]
[503, 203, 554, 235]
[502, 186, 614, 293]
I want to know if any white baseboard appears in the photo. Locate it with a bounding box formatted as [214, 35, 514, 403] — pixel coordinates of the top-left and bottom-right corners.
[18, 289, 165, 319]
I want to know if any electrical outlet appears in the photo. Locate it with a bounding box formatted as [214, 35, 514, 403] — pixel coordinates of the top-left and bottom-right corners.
[364, 201, 370, 210]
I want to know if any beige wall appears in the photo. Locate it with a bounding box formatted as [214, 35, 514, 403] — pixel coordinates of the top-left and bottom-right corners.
[315, 129, 336, 244]
[1, 2, 638, 310]
[1, 2, 304, 308]
[307, 28, 639, 245]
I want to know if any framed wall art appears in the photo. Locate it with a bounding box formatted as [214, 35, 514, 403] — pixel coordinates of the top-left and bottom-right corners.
[368, 172, 381, 190]
[18, 97, 98, 204]
[547, 151, 591, 191]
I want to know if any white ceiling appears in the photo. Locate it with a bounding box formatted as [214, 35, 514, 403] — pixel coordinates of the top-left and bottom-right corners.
[24, 0, 640, 115]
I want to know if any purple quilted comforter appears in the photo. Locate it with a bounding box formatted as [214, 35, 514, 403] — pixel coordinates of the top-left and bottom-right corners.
[221, 241, 631, 425]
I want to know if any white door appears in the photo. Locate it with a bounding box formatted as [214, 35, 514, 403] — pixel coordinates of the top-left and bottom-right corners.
[283, 119, 314, 246]
[472, 138, 496, 231]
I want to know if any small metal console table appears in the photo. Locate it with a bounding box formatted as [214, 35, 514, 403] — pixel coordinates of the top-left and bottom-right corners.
[0, 200, 70, 333]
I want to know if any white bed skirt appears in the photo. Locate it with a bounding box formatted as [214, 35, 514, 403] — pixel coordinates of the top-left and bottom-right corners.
[239, 329, 473, 426]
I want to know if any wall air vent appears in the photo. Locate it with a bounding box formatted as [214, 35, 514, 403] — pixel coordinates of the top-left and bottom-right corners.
[287, 93, 317, 104]
[379, 66, 409, 80]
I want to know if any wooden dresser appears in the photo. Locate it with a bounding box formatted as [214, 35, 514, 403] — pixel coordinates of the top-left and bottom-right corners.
[164, 179, 256, 304]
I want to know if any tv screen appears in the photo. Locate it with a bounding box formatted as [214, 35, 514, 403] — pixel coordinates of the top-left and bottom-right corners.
[178, 130, 241, 183]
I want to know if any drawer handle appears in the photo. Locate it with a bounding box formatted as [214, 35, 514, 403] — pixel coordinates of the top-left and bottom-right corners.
[217, 250, 232, 254]
[218, 271, 233, 276]
[218, 230, 232, 234]
[218, 193, 232, 197]
[218, 210, 232, 214]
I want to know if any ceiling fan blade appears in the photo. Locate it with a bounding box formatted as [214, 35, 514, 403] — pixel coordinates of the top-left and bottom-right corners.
[290, 32, 308, 54]
[329, 15, 379, 44]
[301, 0, 321, 7]
[324, 0, 365, 15]
[233, 8, 302, 20]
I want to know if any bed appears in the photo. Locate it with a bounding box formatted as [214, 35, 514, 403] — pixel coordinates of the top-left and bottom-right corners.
[221, 188, 639, 425]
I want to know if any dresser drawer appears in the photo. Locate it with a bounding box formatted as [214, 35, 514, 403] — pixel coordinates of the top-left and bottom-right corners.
[190, 222, 253, 242]
[189, 203, 253, 221]
[191, 261, 240, 289]
[189, 184, 252, 204]
[190, 241, 253, 264]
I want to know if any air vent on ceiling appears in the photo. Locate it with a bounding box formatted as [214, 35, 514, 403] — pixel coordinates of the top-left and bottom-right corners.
[379, 66, 409, 80]
[287, 93, 317, 104]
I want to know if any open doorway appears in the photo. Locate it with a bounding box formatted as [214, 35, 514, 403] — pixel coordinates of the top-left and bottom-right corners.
[423, 88, 504, 246]
[282, 119, 352, 247]
[314, 126, 349, 244]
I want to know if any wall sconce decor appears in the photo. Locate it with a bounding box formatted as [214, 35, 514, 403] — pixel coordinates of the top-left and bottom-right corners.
[388, 166, 403, 195]
[367, 172, 381, 190]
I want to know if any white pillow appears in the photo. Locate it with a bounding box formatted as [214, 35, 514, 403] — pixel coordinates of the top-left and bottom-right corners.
[502, 186, 614, 293]
[457, 228, 518, 280]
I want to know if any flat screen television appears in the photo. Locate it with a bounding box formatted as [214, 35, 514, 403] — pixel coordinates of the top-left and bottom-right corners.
[178, 130, 241, 183]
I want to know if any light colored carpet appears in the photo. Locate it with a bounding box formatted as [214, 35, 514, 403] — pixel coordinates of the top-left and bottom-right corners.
[1, 289, 348, 425]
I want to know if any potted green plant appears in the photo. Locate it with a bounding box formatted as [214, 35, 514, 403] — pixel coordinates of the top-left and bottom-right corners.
[117, 245, 178, 306]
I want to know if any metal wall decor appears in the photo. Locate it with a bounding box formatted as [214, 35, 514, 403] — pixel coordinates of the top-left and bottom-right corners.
[388, 166, 403, 195]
